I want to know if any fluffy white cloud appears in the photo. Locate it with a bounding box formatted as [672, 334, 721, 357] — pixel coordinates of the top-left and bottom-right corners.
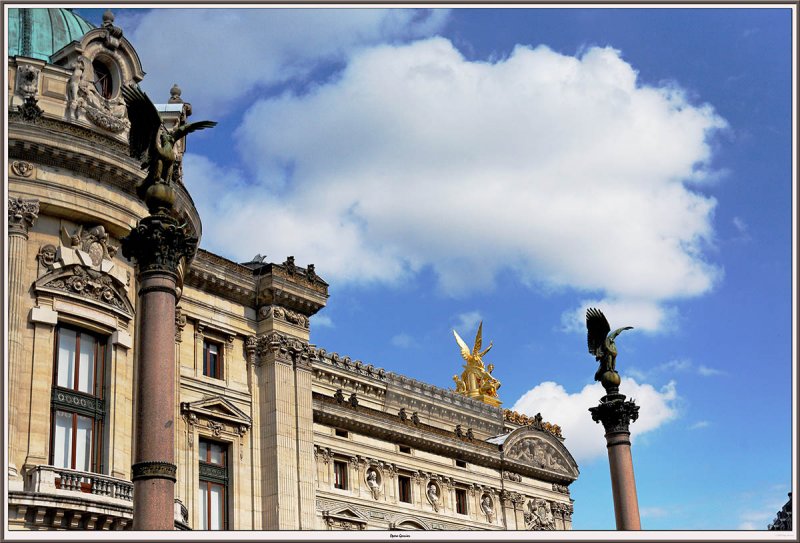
[390, 333, 416, 348]
[452, 311, 483, 335]
[511, 377, 679, 464]
[560, 298, 679, 333]
[122, 8, 449, 111]
[182, 35, 725, 326]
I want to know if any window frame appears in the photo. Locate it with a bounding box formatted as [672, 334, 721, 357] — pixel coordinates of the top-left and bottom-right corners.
[398, 474, 412, 504]
[455, 487, 468, 515]
[49, 325, 107, 473]
[333, 460, 348, 490]
[202, 338, 224, 380]
[198, 437, 229, 530]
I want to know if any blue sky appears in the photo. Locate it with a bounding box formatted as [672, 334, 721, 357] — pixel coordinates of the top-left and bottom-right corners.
[76, 5, 795, 532]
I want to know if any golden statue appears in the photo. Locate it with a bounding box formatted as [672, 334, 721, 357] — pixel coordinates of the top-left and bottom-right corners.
[452, 322, 501, 406]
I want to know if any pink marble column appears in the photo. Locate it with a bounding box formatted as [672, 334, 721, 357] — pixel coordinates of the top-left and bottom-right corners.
[590, 391, 641, 530]
[122, 213, 197, 530]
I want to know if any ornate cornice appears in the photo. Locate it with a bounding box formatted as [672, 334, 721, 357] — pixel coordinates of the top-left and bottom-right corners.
[8, 196, 39, 236]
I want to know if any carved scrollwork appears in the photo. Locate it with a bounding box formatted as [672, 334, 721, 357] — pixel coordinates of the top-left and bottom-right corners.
[121, 214, 198, 276]
[524, 498, 556, 530]
[8, 196, 39, 236]
[42, 265, 130, 314]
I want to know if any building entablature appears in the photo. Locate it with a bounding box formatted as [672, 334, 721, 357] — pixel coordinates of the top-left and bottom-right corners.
[313, 393, 573, 487]
[255, 257, 329, 317]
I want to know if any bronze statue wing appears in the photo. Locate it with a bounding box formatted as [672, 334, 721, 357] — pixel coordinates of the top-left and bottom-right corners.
[453, 330, 471, 362]
[586, 307, 610, 356]
[121, 84, 162, 160]
[170, 120, 218, 142]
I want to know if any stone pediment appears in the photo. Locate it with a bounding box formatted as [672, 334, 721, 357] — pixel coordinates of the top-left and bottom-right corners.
[503, 427, 579, 481]
[180, 396, 251, 430]
[322, 505, 368, 530]
[34, 260, 133, 320]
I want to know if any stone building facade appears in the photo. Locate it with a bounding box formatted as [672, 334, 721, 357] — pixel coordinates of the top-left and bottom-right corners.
[6, 8, 578, 532]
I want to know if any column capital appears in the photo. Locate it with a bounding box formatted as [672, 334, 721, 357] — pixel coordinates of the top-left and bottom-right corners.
[121, 213, 197, 277]
[8, 196, 39, 237]
[589, 392, 639, 435]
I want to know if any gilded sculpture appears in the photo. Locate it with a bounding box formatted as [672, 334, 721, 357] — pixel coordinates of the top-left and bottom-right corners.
[452, 322, 501, 406]
[586, 307, 633, 391]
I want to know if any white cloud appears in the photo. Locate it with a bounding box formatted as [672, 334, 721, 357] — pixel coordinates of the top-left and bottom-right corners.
[689, 420, 710, 430]
[123, 8, 449, 112]
[310, 314, 334, 328]
[391, 333, 416, 348]
[623, 358, 726, 380]
[697, 364, 726, 376]
[213, 38, 724, 311]
[560, 298, 678, 334]
[640, 506, 669, 518]
[512, 377, 679, 464]
[453, 311, 483, 335]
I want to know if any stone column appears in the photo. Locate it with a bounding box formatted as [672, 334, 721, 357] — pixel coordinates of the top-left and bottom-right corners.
[589, 390, 641, 530]
[7, 196, 39, 484]
[122, 212, 197, 530]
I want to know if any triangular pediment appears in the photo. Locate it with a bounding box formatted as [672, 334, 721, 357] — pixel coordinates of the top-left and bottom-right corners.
[34, 264, 134, 320]
[181, 396, 251, 429]
[323, 505, 369, 524]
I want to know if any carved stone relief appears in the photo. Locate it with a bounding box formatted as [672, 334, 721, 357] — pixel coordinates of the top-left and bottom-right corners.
[10, 160, 34, 178]
[16, 64, 40, 98]
[524, 498, 556, 530]
[506, 437, 570, 474]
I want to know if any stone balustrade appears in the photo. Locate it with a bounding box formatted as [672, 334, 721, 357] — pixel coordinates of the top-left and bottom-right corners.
[27, 465, 133, 503]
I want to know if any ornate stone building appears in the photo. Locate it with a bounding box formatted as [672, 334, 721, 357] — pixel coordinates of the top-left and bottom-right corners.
[6, 8, 579, 532]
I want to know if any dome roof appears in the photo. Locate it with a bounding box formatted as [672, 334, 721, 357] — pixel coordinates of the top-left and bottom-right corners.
[8, 8, 94, 62]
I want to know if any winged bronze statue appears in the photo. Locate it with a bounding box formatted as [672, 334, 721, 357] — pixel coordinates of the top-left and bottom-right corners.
[586, 308, 633, 382]
[121, 84, 216, 201]
[453, 321, 493, 368]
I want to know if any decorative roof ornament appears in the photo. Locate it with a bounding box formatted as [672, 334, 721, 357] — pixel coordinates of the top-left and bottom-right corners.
[452, 322, 501, 407]
[169, 83, 183, 103]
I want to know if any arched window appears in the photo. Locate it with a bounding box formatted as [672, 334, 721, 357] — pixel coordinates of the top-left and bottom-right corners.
[92, 60, 113, 99]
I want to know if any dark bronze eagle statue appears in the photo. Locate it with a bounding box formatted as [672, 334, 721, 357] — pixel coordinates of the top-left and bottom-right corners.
[586, 308, 633, 382]
[121, 84, 216, 199]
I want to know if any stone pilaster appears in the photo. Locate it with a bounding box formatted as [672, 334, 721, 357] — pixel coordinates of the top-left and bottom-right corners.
[7, 196, 39, 484]
[294, 347, 316, 529]
[122, 212, 197, 530]
[589, 390, 641, 530]
[245, 336, 263, 530]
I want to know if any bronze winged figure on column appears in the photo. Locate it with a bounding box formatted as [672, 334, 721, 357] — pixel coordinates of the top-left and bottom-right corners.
[121, 84, 216, 201]
[586, 308, 633, 382]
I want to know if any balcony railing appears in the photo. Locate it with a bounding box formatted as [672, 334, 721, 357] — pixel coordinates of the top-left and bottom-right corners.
[27, 465, 133, 503]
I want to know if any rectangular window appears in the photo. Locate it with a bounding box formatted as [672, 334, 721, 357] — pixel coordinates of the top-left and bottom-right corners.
[398, 475, 412, 503]
[399, 445, 411, 454]
[333, 460, 348, 490]
[50, 326, 105, 473]
[335, 429, 348, 438]
[203, 340, 223, 379]
[456, 488, 468, 515]
[456, 459, 467, 468]
[199, 438, 228, 530]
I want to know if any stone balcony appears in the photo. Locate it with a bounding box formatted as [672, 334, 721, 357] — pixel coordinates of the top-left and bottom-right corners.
[7, 465, 190, 530]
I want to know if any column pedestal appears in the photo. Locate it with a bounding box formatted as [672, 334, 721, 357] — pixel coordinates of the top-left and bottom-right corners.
[589, 389, 641, 530]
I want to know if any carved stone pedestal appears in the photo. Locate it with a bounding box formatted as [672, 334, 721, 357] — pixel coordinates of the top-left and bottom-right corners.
[589, 389, 641, 530]
[122, 213, 196, 530]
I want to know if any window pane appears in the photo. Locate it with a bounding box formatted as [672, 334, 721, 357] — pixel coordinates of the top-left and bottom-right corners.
[210, 442, 225, 465]
[210, 484, 224, 530]
[75, 415, 93, 472]
[199, 440, 208, 462]
[57, 329, 77, 389]
[53, 411, 73, 468]
[78, 334, 95, 394]
[199, 481, 208, 530]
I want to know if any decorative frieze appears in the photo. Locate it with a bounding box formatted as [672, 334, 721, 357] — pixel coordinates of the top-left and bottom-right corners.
[524, 498, 556, 530]
[131, 461, 177, 482]
[258, 304, 309, 328]
[503, 409, 563, 439]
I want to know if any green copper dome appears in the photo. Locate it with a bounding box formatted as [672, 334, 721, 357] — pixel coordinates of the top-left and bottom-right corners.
[8, 8, 94, 62]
